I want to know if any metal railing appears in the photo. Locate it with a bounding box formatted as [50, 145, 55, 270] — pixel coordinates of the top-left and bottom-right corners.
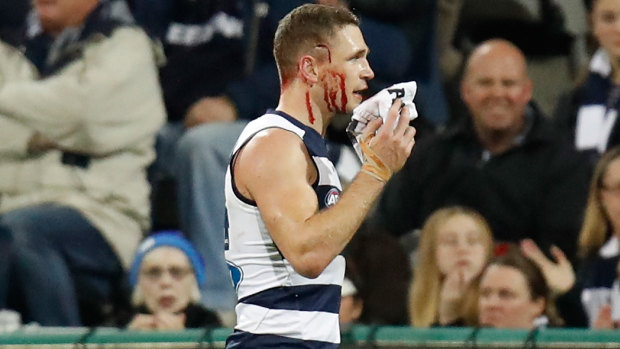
[2, 326, 620, 348]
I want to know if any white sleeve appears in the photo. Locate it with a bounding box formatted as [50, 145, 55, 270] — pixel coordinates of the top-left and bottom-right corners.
[0, 41, 36, 156]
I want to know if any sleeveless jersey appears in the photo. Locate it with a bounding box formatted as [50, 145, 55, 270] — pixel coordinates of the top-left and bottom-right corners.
[224, 110, 344, 348]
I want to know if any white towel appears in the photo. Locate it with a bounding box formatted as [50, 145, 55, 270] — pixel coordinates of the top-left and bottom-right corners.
[346, 81, 418, 161]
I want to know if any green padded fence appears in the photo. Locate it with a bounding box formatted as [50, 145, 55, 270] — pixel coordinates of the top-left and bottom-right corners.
[1, 326, 620, 348]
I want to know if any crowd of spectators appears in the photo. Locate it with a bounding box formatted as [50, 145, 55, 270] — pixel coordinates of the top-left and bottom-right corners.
[2, 0, 620, 336]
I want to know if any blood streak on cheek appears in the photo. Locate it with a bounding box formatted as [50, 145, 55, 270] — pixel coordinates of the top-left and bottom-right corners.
[328, 80, 338, 112]
[306, 91, 315, 124]
[324, 88, 333, 112]
[321, 72, 334, 112]
[321, 71, 347, 113]
[338, 73, 347, 112]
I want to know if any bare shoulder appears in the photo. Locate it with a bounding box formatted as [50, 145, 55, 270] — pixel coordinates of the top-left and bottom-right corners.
[237, 128, 308, 169]
[234, 128, 313, 201]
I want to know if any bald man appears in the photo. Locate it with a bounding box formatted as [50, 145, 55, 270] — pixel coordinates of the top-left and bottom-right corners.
[461, 39, 533, 155]
[372, 39, 591, 261]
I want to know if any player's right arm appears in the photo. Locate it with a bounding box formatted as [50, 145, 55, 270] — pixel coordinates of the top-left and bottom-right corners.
[234, 100, 415, 278]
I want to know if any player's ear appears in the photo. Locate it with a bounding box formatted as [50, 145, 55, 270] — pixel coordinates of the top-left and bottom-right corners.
[299, 55, 319, 85]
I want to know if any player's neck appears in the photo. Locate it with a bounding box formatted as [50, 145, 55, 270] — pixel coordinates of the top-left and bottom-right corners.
[277, 82, 330, 136]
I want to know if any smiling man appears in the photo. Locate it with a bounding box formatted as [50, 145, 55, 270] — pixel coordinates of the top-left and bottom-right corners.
[224, 4, 415, 347]
[373, 39, 592, 262]
[461, 40, 533, 155]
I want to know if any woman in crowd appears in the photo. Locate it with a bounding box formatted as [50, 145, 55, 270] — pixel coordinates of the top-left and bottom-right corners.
[121, 231, 220, 329]
[478, 245, 561, 328]
[409, 206, 494, 327]
[578, 146, 620, 328]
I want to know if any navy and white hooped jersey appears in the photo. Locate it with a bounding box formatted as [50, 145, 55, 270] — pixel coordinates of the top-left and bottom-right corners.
[224, 110, 344, 348]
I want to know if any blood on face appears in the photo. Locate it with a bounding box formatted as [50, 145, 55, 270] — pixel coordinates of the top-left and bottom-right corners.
[321, 70, 347, 113]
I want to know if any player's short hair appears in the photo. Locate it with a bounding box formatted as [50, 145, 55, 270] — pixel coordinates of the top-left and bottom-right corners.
[273, 4, 359, 84]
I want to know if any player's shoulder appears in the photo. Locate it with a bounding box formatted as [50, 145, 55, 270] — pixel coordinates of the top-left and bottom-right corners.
[250, 127, 304, 151]
[238, 127, 309, 171]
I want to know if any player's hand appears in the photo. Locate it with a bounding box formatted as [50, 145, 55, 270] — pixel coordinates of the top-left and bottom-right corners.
[361, 99, 416, 175]
[520, 239, 575, 295]
[184, 96, 238, 128]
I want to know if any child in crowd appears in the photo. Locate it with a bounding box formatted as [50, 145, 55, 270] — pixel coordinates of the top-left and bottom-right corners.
[121, 232, 220, 329]
[409, 206, 494, 327]
[409, 206, 576, 327]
